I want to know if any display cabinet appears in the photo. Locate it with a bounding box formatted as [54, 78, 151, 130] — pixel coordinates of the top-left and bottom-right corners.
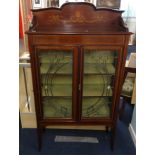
[26, 2, 131, 151]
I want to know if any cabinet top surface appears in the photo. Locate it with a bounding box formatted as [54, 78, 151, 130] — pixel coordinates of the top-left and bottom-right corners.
[26, 2, 131, 35]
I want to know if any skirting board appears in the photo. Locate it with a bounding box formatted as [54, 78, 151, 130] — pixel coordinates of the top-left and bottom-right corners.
[129, 124, 136, 147]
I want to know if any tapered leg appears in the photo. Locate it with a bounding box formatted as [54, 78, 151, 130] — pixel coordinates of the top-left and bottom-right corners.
[119, 99, 126, 116]
[37, 126, 43, 152]
[110, 126, 116, 151]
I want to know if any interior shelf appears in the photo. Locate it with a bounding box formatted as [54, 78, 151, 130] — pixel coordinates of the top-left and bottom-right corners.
[40, 63, 72, 74]
[83, 75, 114, 84]
[83, 84, 113, 96]
[84, 57, 118, 63]
[41, 74, 72, 84]
[42, 84, 72, 97]
[84, 63, 116, 74]
[39, 52, 72, 64]
[40, 63, 115, 75]
[84, 50, 118, 62]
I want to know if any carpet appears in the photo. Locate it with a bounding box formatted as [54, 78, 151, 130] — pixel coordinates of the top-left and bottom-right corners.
[19, 120, 135, 155]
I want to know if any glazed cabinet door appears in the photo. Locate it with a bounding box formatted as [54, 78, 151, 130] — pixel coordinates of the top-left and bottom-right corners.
[80, 46, 122, 121]
[34, 46, 78, 121]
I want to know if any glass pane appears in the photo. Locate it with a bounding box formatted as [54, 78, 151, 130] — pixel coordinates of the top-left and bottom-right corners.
[83, 75, 113, 96]
[38, 50, 73, 118]
[82, 49, 118, 118]
[43, 97, 72, 118]
[82, 97, 112, 117]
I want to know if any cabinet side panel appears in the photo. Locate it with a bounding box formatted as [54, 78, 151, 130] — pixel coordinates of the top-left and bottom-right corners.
[112, 35, 130, 124]
[28, 35, 42, 128]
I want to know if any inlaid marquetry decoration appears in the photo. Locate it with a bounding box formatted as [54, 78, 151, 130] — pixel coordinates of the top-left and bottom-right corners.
[48, 15, 62, 23]
[32, 2, 124, 29]
[47, 11, 106, 24]
[69, 11, 106, 23]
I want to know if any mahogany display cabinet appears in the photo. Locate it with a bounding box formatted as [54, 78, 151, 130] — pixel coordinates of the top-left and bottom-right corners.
[26, 2, 132, 151]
